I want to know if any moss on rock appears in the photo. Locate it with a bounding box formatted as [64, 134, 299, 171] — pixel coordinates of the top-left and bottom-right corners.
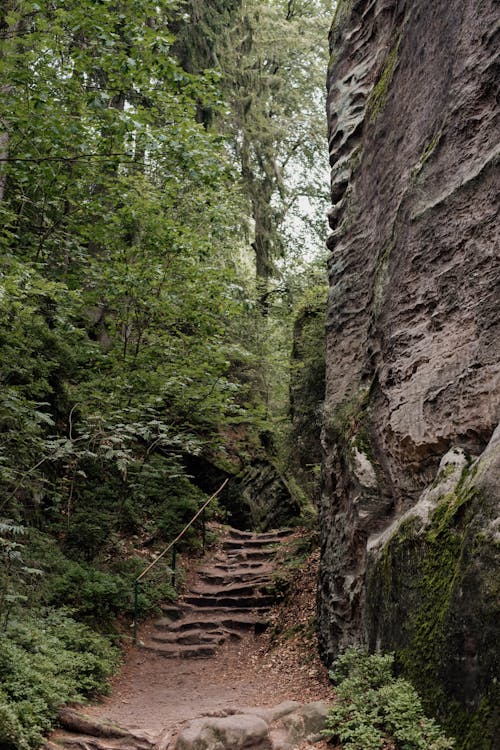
[366, 464, 500, 748]
[330, 0, 355, 40]
[367, 35, 401, 122]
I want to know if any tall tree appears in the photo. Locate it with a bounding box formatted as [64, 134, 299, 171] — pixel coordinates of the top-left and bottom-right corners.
[221, 0, 330, 284]
[0, 0, 251, 528]
[0, 1, 22, 202]
[171, 0, 330, 286]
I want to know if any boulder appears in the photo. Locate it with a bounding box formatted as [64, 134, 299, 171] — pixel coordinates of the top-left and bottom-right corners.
[175, 714, 271, 750]
[175, 701, 330, 750]
[281, 701, 329, 740]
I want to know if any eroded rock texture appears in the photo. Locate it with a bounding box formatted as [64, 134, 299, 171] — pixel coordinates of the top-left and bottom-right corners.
[175, 701, 329, 750]
[319, 0, 499, 745]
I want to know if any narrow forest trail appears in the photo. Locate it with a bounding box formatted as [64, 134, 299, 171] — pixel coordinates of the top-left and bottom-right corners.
[47, 527, 332, 750]
[139, 527, 292, 658]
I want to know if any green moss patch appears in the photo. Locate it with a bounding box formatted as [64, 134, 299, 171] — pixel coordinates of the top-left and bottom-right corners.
[367, 467, 499, 748]
[367, 35, 402, 122]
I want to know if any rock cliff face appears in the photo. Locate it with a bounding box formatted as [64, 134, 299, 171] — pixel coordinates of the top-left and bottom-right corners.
[319, 0, 499, 745]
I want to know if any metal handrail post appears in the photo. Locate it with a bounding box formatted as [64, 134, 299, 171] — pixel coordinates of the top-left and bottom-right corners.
[202, 507, 206, 553]
[171, 544, 177, 589]
[133, 579, 139, 645]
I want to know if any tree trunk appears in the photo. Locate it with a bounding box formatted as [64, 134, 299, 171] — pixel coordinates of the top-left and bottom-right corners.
[0, 130, 8, 202]
[0, 7, 21, 202]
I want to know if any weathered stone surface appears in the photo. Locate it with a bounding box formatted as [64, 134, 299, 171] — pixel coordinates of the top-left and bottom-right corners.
[289, 299, 326, 506]
[319, 0, 499, 745]
[226, 460, 301, 531]
[174, 702, 329, 750]
[280, 702, 330, 743]
[238, 701, 301, 724]
[175, 714, 271, 750]
[180, 454, 299, 532]
[46, 708, 155, 750]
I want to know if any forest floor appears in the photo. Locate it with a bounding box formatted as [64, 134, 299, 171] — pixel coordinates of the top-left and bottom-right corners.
[79, 530, 333, 748]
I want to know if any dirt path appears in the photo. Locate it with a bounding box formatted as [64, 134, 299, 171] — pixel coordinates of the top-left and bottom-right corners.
[85, 629, 329, 739]
[57, 528, 332, 748]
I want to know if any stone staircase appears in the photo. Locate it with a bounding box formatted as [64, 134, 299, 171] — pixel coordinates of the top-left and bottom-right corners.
[44, 526, 300, 750]
[139, 526, 293, 659]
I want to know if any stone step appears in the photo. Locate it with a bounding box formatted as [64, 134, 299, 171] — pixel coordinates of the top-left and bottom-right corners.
[150, 628, 228, 646]
[198, 570, 273, 586]
[222, 538, 282, 550]
[184, 593, 275, 608]
[225, 549, 278, 561]
[161, 604, 184, 620]
[155, 612, 268, 632]
[226, 528, 293, 540]
[139, 641, 217, 659]
[207, 559, 267, 571]
[145, 525, 291, 661]
[198, 561, 273, 574]
[160, 603, 270, 619]
[189, 579, 272, 597]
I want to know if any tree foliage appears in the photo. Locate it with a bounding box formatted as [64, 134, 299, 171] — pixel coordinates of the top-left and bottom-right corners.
[173, 0, 330, 282]
[0, 1, 329, 746]
[0, 0, 253, 528]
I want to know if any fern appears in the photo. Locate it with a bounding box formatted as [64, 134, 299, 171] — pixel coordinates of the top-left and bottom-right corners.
[324, 647, 454, 750]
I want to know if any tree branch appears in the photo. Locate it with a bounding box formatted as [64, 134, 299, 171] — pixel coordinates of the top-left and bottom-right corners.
[0, 152, 129, 163]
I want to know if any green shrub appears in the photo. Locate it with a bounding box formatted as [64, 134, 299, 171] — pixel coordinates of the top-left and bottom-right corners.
[324, 647, 454, 750]
[46, 561, 129, 624]
[0, 610, 118, 749]
[25, 531, 174, 627]
[63, 509, 116, 562]
[107, 556, 177, 618]
[45, 557, 175, 626]
[0, 697, 27, 750]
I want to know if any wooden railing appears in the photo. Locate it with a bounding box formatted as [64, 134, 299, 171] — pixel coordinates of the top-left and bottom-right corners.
[132, 478, 229, 644]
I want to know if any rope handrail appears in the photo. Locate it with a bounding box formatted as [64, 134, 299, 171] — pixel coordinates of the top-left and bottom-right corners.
[135, 478, 229, 582]
[132, 477, 229, 643]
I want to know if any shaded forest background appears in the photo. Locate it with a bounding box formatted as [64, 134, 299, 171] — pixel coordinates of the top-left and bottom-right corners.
[0, 1, 330, 745]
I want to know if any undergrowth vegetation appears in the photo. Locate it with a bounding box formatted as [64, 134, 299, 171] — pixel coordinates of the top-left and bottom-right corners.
[0, 611, 118, 750]
[0, 521, 177, 749]
[324, 647, 454, 750]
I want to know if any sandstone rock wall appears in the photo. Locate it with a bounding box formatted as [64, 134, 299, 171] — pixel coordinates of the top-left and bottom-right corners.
[319, 0, 499, 745]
